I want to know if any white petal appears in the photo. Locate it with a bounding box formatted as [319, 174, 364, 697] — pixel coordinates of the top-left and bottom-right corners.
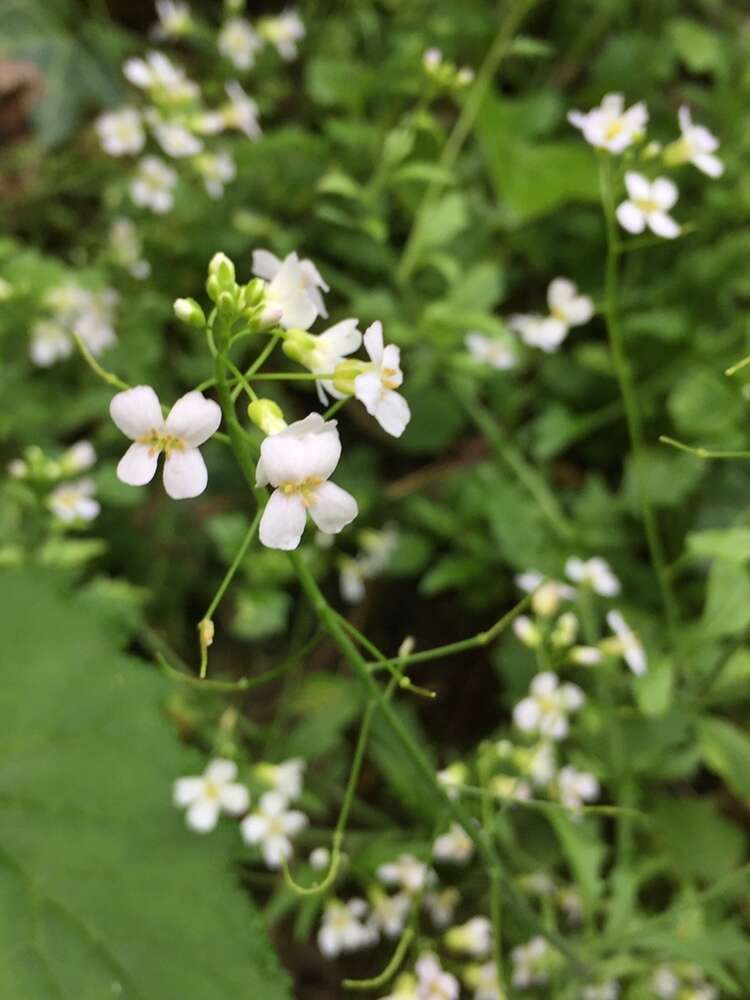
[647, 211, 680, 239]
[173, 777, 203, 807]
[219, 783, 250, 814]
[624, 171, 651, 201]
[372, 391, 411, 437]
[547, 278, 576, 311]
[186, 798, 220, 833]
[678, 104, 692, 132]
[693, 152, 723, 178]
[354, 371, 383, 412]
[565, 557, 585, 583]
[320, 318, 362, 358]
[263, 835, 292, 869]
[281, 809, 308, 835]
[565, 295, 594, 326]
[165, 391, 222, 446]
[240, 814, 268, 844]
[616, 201, 646, 234]
[117, 443, 159, 487]
[110, 385, 163, 439]
[531, 672, 558, 696]
[625, 644, 647, 676]
[259, 490, 307, 549]
[258, 417, 341, 486]
[205, 759, 238, 784]
[513, 697, 540, 732]
[363, 321, 384, 364]
[308, 481, 358, 535]
[163, 448, 208, 499]
[280, 291, 318, 330]
[252, 249, 281, 280]
[651, 177, 678, 210]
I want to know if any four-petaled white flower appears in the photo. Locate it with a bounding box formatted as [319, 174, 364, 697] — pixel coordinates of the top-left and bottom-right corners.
[433, 822, 474, 864]
[515, 570, 576, 617]
[354, 322, 411, 438]
[253, 248, 329, 323]
[677, 106, 723, 178]
[371, 891, 412, 938]
[96, 108, 145, 156]
[257, 757, 305, 800]
[219, 17, 262, 70]
[377, 853, 430, 894]
[547, 278, 594, 332]
[260, 10, 305, 61]
[445, 917, 492, 958]
[256, 413, 358, 550]
[415, 953, 460, 1000]
[224, 80, 261, 138]
[195, 152, 237, 199]
[510, 935, 549, 989]
[29, 320, 73, 367]
[568, 93, 648, 153]
[124, 51, 199, 102]
[513, 672, 585, 741]
[565, 556, 621, 596]
[173, 758, 249, 833]
[48, 479, 100, 522]
[557, 765, 600, 813]
[298, 318, 362, 403]
[465, 331, 517, 370]
[509, 313, 569, 353]
[130, 156, 178, 213]
[110, 385, 222, 499]
[318, 898, 376, 957]
[240, 790, 307, 868]
[153, 0, 192, 39]
[616, 172, 680, 239]
[606, 610, 647, 675]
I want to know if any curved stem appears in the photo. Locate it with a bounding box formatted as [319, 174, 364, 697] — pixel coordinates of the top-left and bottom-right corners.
[343, 927, 415, 990]
[659, 435, 750, 461]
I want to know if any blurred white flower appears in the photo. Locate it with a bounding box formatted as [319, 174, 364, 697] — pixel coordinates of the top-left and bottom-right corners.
[254, 248, 329, 322]
[510, 935, 549, 989]
[151, 118, 203, 158]
[557, 886, 583, 926]
[318, 898, 376, 957]
[515, 570, 576, 616]
[423, 887, 460, 929]
[110, 386, 221, 499]
[309, 846, 330, 870]
[616, 172, 680, 239]
[130, 156, 178, 213]
[465, 331, 517, 370]
[377, 854, 430, 894]
[48, 479, 100, 522]
[568, 93, 648, 153]
[256, 413, 358, 549]
[557, 765, 599, 813]
[124, 51, 199, 102]
[464, 960, 501, 1000]
[652, 966, 680, 999]
[173, 758, 249, 833]
[513, 672, 584, 741]
[96, 108, 144, 156]
[547, 278, 594, 330]
[509, 313, 568, 353]
[433, 822, 474, 864]
[489, 774, 532, 801]
[29, 320, 72, 367]
[676, 106, 723, 178]
[340, 557, 366, 603]
[582, 982, 620, 1000]
[153, 0, 193, 38]
[605, 610, 647, 675]
[354, 321, 411, 438]
[415, 953, 459, 1000]
[260, 10, 305, 60]
[223, 80, 261, 138]
[240, 790, 307, 868]
[525, 741, 557, 786]
[422, 48, 442, 71]
[219, 17, 262, 70]
[565, 556, 620, 596]
[195, 151, 236, 199]
[109, 217, 150, 279]
[371, 891, 411, 938]
[437, 761, 467, 800]
[73, 289, 118, 356]
[445, 916, 492, 958]
[257, 757, 305, 799]
[62, 440, 96, 473]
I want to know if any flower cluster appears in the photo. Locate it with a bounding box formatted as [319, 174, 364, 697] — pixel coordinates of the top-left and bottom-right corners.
[421, 48, 475, 90]
[509, 278, 594, 354]
[30, 282, 118, 367]
[8, 440, 100, 525]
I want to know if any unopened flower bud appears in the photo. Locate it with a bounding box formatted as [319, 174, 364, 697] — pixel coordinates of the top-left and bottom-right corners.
[174, 297, 206, 328]
[206, 274, 221, 301]
[247, 398, 287, 436]
[513, 615, 540, 648]
[551, 611, 578, 648]
[398, 635, 415, 659]
[456, 66, 475, 86]
[216, 290, 235, 316]
[570, 645, 603, 666]
[242, 277, 265, 309]
[532, 581, 562, 617]
[332, 358, 369, 396]
[199, 618, 215, 649]
[209, 252, 236, 288]
[281, 328, 317, 365]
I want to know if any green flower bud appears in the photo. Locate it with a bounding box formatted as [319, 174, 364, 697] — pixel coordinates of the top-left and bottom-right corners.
[242, 277, 265, 308]
[247, 398, 287, 436]
[281, 329, 318, 366]
[332, 359, 369, 396]
[173, 297, 206, 329]
[206, 274, 221, 302]
[208, 252, 236, 289]
[216, 290, 235, 316]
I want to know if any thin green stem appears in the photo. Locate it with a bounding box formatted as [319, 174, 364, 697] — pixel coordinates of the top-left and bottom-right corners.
[725, 353, 750, 377]
[598, 155, 678, 632]
[479, 755, 506, 996]
[659, 435, 750, 461]
[343, 927, 415, 990]
[336, 611, 436, 697]
[231, 332, 282, 402]
[323, 397, 349, 421]
[74, 334, 130, 391]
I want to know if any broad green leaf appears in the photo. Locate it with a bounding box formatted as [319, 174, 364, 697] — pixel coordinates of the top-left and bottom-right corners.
[687, 527, 750, 565]
[700, 561, 750, 639]
[0, 569, 291, 999]
[652, 797, 744, 881]
[698, 717, 750, 803]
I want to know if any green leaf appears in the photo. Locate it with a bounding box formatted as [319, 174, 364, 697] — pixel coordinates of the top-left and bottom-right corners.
[698, 717, 750, 803]
[0, 569, 291, 999]
[700, 561, 750, 639]
[652, 797, 745, 881]
[669, 18, 723, 74]
[546, 812, 605, 919]
[687, 527, 750, 565]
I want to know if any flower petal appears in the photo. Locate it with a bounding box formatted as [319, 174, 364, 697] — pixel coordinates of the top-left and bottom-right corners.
[616, 201, 646, 234]
[647, 211, 680, 239]
[308, 481, 358, 535]
[252, 248, 281, 281]
[173, 777, 203, 807]
[162, 447, 208, 499]
[259, 490, 307, 549]
[354, 371, 383, 412]
[240, 813, 268, 844]
[205, 759, 237, 784]
[547, 277, 576, 311]
[165, 391, 222, 446]
[693, 151, 723, 178]
[320, 318, 362, 358]
[372, 391, 411, 437]
[186, 798, 220, 833]
[363, 321, 384, 364]
[624, 171, 651, 201]
[651, 177, 678, 210]
[258, 415, 341, 486]
[219, 783, 250, 815]
[110, 385, 163, 439]
[117, 443, 159, 487]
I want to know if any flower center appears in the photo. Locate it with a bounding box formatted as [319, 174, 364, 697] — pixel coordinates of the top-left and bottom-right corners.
[382, 367, 400, 390]
[136, 429, 185, 456]
[634, 197, 660, 215]
[280, 476, 323, 506]
[605, 118, 624, 140]
[203, 779, 220, 801]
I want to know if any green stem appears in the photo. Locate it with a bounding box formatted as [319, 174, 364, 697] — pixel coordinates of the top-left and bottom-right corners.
[479, 755, 506, 997]
[231, 333, 282, 402]
[74, 334, 130, 391]
[659, 435, 750, 461]
[343, 927, 415, 990]
[598, 156, 678, 632]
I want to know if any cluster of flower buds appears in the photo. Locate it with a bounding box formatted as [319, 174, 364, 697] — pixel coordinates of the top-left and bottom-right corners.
[29, 281, 118, 367]
[7, 441, 100, 531]
[421, 48, 475, 90]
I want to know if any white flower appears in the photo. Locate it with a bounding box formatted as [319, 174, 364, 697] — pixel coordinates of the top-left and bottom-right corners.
[173, 758, 249, 833]
[359, 526, 399, 575]
[547, 278, 594, 330]
[433, 822, 474, 864]
[63, 440, 96, 472]
[29, 320, 72, 367]
[48, 479, 100, 522]
[557, 886, 583, 926]
[676, 106, 723, 178]
[510, 935, 549, 989]
[565, 556, 620, 596]
[513, 672, 584, 741]
[515, 570, 576, 617]
[513, 615, 540, 648]
[260, 10, 305, 60]
[153, 0, 192, 38]
[318, 898, 376, 957]
[377, 853, 430, 894]
[616, 172, 680, 239]
[130, 156, 177, 213]
[606, 610, 647, 675]
[490, 774, 531, 801]
[95, 108, 144, 156]
[445, 916, 492, 958]
[340, 557, 366, 603]
[371, 891, 411, 938]
[354, 321, 411, 438]
[151, 118, 203, 158]
[219, 17, 262, 70]
[257, 757, 305, 799]
[123, 51, 198, 102]
[224, 80, 261, 138]
[109, 217, 150, 278]
[73, 289, 118, 356]
[557, 765, 599, 813]
[195, 151, 236, 199]
[437, 762, 467, 800]
[423, 887, 460, 929]
[256, 413, 358, 550]
[525, 742, 557, 786]
[570, 645, 604, 666]
[568, 93, 648, 153]
[422, 48, 442, 70]
[582, 983, 620, 1000]
[109, 385, 221, 499]
[240, 790, 307, 868]
[292, 318, 362, 403]
[253, 249, 329, 324]
[509, 313, 567, 353]
[309, 846, 330, 870]
[457, 66, 475, 86]
[465, 331, 517, 370]
[415, 953, 459, 1000]
[464, 961, 501, 1000]
[652, 966, 680, 999]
